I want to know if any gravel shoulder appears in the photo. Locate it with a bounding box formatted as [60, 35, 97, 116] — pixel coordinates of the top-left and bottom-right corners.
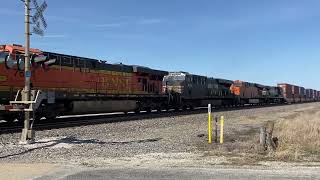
[0, 103, 320, 172]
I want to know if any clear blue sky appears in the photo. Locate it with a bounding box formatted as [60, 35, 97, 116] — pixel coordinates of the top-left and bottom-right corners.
[1, 0, 319, 89]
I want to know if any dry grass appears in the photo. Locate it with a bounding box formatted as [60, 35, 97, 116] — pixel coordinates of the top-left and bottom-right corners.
[197, 104, 320, 163]
[274, 110, 320, 161]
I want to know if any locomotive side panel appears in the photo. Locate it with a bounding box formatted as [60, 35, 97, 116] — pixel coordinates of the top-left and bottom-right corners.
[71, 100, 137, 114]
[230, 80, 260, 104]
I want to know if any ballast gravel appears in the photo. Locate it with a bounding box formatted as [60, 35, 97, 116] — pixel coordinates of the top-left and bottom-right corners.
[0, 103, 319, 166]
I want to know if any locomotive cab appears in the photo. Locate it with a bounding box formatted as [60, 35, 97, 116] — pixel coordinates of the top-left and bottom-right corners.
[163, 72, 187, 94]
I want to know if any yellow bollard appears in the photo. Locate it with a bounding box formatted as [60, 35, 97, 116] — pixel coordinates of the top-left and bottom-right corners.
[208, 104, 212, 144]
[220, 116, 224, 144]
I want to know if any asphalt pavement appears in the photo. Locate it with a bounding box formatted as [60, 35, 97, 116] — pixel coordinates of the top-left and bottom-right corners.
[37, 166, 320, 180]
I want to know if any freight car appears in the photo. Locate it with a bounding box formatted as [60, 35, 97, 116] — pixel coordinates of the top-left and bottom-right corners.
[0, 44, 168, 122]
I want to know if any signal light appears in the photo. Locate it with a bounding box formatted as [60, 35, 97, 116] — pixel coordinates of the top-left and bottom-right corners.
[5, 54, 17, 69]
[1, 53, 53, 70]
[0, 52, 8, 64]
[18, 57, 25, 71]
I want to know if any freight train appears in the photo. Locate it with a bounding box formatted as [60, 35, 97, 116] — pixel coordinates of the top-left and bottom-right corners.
[0, 44, 319, 123]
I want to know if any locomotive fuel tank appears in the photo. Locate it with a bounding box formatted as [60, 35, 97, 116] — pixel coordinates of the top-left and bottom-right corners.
[70, 100, 137, 114]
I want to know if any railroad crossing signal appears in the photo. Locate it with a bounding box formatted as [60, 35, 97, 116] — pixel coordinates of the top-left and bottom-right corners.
[33, 26, 44, 36]
[31, 0, 47, 36]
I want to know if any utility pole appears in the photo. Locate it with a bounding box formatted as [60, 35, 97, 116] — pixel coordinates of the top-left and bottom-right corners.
[19, 0, 47, 144]
[20, 0, 33, 144]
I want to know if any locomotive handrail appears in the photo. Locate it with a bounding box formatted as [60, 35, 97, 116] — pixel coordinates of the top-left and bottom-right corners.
[14, 90, 21, 101]
[9, 90, 45, 112]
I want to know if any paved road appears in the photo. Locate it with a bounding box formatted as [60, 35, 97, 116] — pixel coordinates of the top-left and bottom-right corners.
[38, 166, 320, 180]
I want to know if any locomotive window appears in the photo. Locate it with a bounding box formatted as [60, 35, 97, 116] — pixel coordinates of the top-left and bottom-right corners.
[84, 59, 90, 69]
[79, 59, 85, 67]
[49, 54, 58, 65]
[73, 58, 79, 66]
[91, 61, 96, 69]
[62, 56, 72, 66]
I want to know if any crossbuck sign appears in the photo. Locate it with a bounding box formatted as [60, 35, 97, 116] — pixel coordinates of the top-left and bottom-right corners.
[32, 0, 47, 36]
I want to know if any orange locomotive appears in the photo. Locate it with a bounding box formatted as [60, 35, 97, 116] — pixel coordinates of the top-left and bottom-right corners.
[230, 80, 283, 104]
[0, 44, 168, 122]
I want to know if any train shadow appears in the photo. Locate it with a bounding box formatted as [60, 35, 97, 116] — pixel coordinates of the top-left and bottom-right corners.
[0, 136, 162, 159]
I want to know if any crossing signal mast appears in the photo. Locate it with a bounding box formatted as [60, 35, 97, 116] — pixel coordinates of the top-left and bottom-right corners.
[20, 0, 47, 144]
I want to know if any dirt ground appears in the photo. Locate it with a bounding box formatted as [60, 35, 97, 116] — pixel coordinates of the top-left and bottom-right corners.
[0, 163, 57, 180]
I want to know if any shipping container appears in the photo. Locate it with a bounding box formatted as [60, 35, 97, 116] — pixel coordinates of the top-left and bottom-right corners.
[278, 84, 293, 98]
[306, 89, 310, 98]
[299, 87, 306, 96]
[278, 83, 294, 103]
[291, 85, 300, 102]
[306, 89, 312, 101]
[299, 87, 306, 102]
[292, 85, 300, 96]
[310, 89, 315, 101]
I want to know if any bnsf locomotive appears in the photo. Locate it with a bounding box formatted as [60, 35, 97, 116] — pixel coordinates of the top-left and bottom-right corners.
[0, 44, 168, 122]
[0, 44, 319, 123]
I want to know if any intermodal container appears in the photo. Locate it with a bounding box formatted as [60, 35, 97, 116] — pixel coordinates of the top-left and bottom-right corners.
[310, 89, 315, 99]
[306, 89, 312, 99]
[278, 83, 293, 98]
[299, 87, 305, 96]
[292, 85, 300, 99]
[299, 87, 306, 102]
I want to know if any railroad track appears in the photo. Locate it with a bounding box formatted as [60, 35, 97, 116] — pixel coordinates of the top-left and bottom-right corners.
[0, 102, 307, 134]
[0, 108, 205, 134]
